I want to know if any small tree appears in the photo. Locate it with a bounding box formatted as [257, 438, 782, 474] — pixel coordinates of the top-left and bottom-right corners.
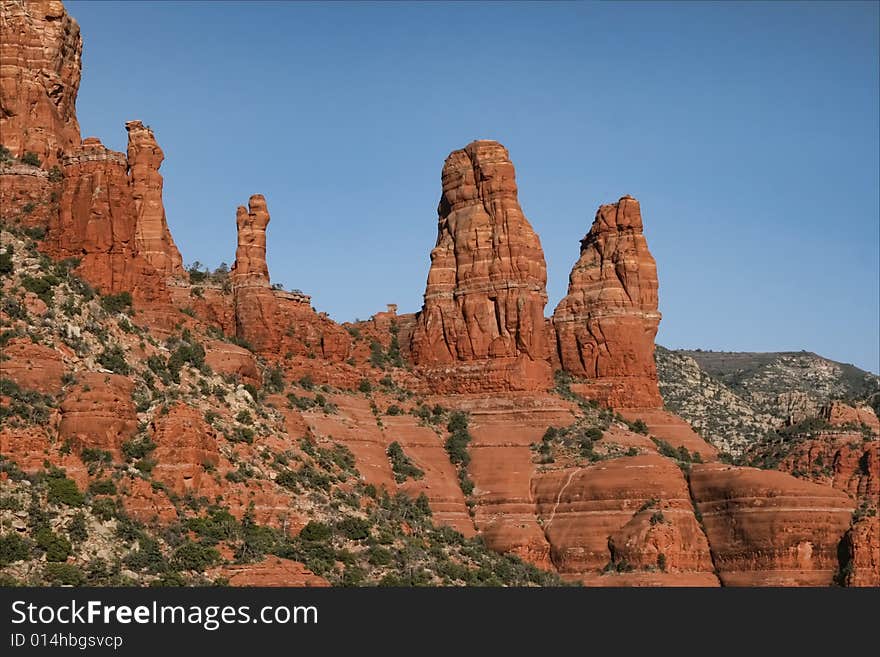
[20, 151, 41, 167]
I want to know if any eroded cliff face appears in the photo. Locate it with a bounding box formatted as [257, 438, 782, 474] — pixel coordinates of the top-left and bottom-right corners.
[0, 0, 82, 166]
[553, 196, 662, 409]
[410, 140, 552, 393]
[125, 120, 185, 279]
[1, 0, 875, 588]
[689, 464, 855, 586]
[47, 137, 168, 303]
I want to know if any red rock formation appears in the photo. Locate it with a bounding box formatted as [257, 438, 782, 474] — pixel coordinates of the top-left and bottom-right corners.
[203, 340, 261, 386]
[617, 408, 719, 462]
[0, 0, 82, 166]
[231, 194, 270, 288]
[150, 404, 220, 497]
[208, 556, 329, 587]
[780, 435, 878, 500]
[0, 338, 65, 394]
[532, 454, 715, 581]
[120, 477, 177, 524]
[689, 463, 855, 586]
[125, 120, 185, 278]
[0, 164, 59, 228]
[840, 516, 880, 587]
[230, 194, 350, 360]
[553, 196, 662, 408]
[410, 140, 552, 392]
[58, 372, 137, 459]
[48, 137, 168, 303]
[823, 401, 880, 434]
[459, 393, 581, 569]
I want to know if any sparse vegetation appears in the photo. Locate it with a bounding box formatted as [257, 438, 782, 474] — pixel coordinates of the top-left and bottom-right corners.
[387, 441, 424, 483]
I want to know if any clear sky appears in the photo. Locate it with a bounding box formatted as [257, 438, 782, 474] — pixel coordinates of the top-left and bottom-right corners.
[66, 1, 879, 373]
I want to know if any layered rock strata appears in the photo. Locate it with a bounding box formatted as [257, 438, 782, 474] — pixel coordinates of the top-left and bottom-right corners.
[553, 196, 662, 408]
[410, 140, 552, 392]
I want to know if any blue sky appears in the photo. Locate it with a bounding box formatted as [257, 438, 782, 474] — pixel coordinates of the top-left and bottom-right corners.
[66, 1, 879, 373]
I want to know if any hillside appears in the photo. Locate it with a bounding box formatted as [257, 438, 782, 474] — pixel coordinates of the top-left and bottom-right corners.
[656, 347, 879, 454]
[1, 0, 877, 588]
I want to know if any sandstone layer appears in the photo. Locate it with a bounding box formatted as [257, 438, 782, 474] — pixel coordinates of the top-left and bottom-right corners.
[689, 463, 855, 586]
[553, 196, 662, 408]
[0, 0, 82, 166]
[410, 140, 552, 392]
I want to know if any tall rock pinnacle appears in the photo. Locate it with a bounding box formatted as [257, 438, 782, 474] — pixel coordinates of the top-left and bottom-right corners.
[552, 195, 663, 408]
[0, 0, 82, 166]
[231, 194, 271, 288]
[410, 140, 552, 391]
[125, 120, 185, 278]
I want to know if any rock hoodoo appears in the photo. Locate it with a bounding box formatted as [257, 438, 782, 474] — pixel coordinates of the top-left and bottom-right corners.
[125, 120, 185, 279]
[553, 196, 663, 408]
[230, 194, 351, 360]
[410, 140, 552, 392]
[0, 0, 82, 166]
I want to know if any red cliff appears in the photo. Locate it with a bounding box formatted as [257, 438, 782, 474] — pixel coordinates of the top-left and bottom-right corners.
[48, 137, 167, 303]
[553, 196, 662, 408]
[0, 0, 82, 166]
[410, 140, 551, 392]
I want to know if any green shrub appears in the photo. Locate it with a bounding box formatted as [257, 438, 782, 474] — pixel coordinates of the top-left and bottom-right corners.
[125, 536, 166, 573]
[80, 448, 112, 464]
[229, 427, 254, 444]
[88, 479, 116, 495]
[20, 151, 41, 167]
[235, 410, 253, 425]
[48, 165, 63, 182]
[358, 379, 372, 394]
[21, 274, 57, 305]
[172, 540, 219, 571]
[628, 418, 649, 435]
[47, 473, 84, 507]
[369, 340, 386, 369]
[299, 521, 331, 542]
[97, 345, 130, 374]
[0, 533, 30, 566]
[91, 498, 117, 521]
[336, 517, 370, 541]
[264, 367, 284, 393]
[444, 430, 471, 467]
[67, 512, 88, 543]
[386, 441, 424, 483]
[34, 528, 72, 562]
[43, 563, 85, 586]
[100, 292, 132, 315]
[0, 247, 12, 275]
[122, 437, 156, 461]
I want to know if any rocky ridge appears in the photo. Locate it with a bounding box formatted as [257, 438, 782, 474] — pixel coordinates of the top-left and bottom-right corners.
[1, 0, 876, 588]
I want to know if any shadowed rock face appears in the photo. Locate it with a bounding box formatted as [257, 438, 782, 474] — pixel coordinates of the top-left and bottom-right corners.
[410, 140, 552, 392]
[553, 196, 662, 408]
[0, 0, 82, 166]
[125, 120, 185, 278]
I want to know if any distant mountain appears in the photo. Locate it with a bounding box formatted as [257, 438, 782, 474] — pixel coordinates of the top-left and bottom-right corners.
[656, 347, 880, 455]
